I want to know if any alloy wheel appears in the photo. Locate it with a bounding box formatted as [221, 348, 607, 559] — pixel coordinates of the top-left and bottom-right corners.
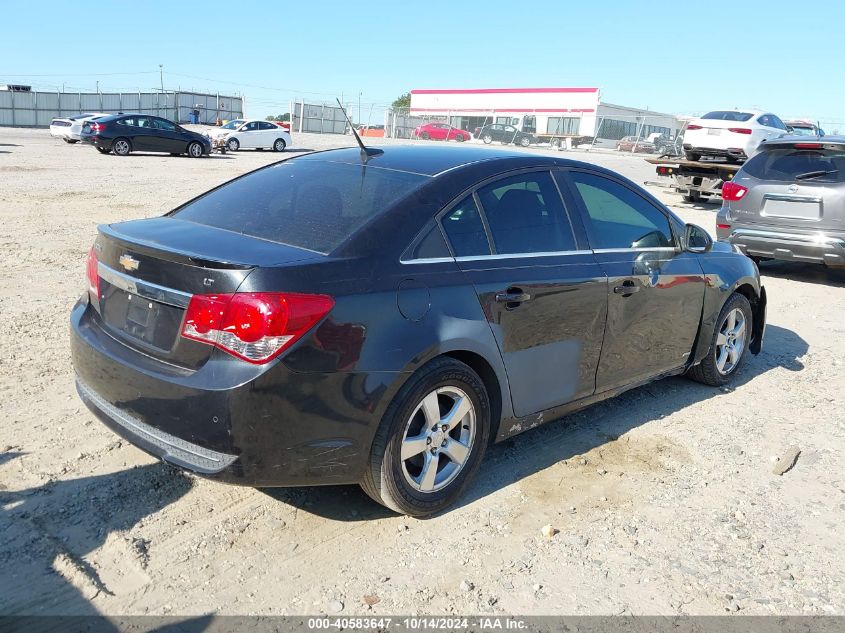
[715, 307, 747, 375]
[114, 140, 130, 155]
[400, 386, 475, 493]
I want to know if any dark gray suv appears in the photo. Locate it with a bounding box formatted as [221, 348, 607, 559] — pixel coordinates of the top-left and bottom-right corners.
[716, 137, 845, 267]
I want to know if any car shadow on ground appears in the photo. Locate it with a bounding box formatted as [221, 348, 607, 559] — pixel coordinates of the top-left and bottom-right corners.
[759, 260, 845, 288]
[262, 324, 806, 520]
[0, 461, 193, 618]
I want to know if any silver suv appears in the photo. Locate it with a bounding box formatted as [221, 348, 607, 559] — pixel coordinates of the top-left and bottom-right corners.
[716, 137, 845, 267]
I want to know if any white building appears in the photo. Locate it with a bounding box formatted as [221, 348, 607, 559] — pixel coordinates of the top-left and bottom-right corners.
[408, 87, 683, 144]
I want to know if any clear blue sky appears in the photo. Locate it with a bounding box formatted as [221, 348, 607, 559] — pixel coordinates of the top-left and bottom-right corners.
[3, 0, 844, 130]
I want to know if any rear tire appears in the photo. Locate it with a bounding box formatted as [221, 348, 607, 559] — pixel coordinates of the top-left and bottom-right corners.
[360, 357, 490, 517]
[420, 132, 430, 140]
[273, 138, 286, 152]
[687, 293, 753, 387]
[519, 136, 531, 147]
[64, 138, 79, 144]
[112, 138, 131, 156]
[455, 134, 465, 142]
[96, 147, 111, 154]
[682, 191, 702, 203]
[482, 134, 493, 144]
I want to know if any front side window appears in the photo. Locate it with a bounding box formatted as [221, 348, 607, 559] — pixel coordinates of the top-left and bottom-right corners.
[441, 196, 490, 257]
[569, 171, 674, 250]
[154, 118, 176, 131]
[476, 172, 576, 255]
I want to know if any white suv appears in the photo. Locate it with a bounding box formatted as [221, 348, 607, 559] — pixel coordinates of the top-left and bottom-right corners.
[683, 110, 788, 162]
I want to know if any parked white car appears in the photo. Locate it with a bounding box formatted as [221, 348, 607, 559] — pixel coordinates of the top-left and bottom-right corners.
[208, 119, 292, 152]
[683, 110, 789, 162]
[50, 113, 109, 143]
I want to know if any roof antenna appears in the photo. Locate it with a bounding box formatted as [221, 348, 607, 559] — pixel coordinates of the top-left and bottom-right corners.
[336, 98, 383, 161]
[817, 120, 824, 137]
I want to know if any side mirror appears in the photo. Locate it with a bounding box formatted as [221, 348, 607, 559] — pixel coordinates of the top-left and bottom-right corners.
[685, 223, 713, 253]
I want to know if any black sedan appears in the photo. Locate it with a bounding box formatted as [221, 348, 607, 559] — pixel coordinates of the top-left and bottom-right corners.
[473, 123, 534, 147]
[80, 114, 211, 157]
[71, 146, 766, 516]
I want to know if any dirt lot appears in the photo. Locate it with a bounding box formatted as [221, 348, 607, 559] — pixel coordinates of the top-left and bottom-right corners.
[1, 127, 843, 617]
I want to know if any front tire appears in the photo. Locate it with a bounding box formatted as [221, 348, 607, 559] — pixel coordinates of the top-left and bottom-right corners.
[227, 138, 240, 152]
[112, 138, 131, 156]
[361, 357, 490, 516]
[420, 132, 430, 140]
[187, 141, 203, 158]
[519, 136, 531, 147]
[455, 134, 465, 142]
[687, 293, 753, 386]
[273, 138, 286, 152]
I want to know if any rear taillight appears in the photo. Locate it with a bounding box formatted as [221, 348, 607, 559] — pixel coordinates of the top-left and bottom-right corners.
[86, 246, 99, 300]
[728, 128, 752, 134]
[90, 122, 105, 133]
[722, 181, 748, 201]
[686, 124, 702, 130]
[181, 292, 334, 364]
[717, 223, 731, 229]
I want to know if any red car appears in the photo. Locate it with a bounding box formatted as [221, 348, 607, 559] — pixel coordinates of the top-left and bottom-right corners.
[413, 122, 470, 142]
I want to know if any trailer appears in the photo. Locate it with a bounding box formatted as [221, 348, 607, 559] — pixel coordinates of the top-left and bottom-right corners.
[646, 157, 741, 203]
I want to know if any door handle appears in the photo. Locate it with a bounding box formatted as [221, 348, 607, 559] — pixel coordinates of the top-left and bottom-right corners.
[495, 291, 532, 303]
[613, 281, 640, 296]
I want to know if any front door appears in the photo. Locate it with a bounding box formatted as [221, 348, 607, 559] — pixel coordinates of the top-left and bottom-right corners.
[239, 121, 261, 148]
[441, 171, 608, 417]
[564, 169, 706, 392]
[151, 117, 183, 153]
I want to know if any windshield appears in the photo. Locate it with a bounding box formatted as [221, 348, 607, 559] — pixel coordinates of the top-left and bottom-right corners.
[702, 111, 754, 122]
[171, 158, 428, 253]
[221, 119, 245, 130]
[743, 148, 845, 183]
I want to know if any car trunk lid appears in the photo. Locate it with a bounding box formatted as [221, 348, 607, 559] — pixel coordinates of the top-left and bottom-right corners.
[91, 217, 323, 369]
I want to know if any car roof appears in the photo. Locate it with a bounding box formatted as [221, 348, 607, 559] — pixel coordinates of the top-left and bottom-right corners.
[761, 135, 845, 147]
[295, 145, 607, 178]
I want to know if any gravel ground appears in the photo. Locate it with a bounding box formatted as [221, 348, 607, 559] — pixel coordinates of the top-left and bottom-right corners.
[0, 127, 843, 617]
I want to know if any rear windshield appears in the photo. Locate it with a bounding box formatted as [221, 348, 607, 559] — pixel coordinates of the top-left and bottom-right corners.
[702, 111, 753, 122]
[743, 148, 845, 183]
[171, 159, 429, 254]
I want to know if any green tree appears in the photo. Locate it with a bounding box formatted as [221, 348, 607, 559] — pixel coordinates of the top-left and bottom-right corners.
[266, 113, 291, 122]
[391, 92, 411, 109]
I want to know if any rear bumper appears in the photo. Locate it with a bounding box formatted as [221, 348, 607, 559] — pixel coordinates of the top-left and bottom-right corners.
[70, 298, 397, 486]
[719, 227, 845, 266]
[684, 144, 747, 160]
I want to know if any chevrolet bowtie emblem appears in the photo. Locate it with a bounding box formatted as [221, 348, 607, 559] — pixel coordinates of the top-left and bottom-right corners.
[119, 254, 140, 272]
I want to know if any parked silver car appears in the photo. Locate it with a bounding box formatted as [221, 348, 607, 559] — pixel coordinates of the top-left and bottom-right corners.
[716, 136, 845, 267]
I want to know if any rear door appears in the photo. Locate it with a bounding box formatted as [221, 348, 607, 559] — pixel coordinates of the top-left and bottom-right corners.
[257, 121, 278, 147]
[563, 169, 706, 391]
[441, 170, 607, 417]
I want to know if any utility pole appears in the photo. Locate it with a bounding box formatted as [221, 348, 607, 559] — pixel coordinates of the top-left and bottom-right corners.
[159, 64, 164, 93]
[358, 92, 362, 127]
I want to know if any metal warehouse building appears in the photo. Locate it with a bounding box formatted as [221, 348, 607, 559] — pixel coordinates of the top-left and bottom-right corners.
[409, 87, 683, 145]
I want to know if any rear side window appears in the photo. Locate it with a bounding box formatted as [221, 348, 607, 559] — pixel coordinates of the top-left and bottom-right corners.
[442, 196, 490, 257]
[743, 149, 845, 183]
[477, 172, 575, 254]
[702, 111, 753, 122]
[172, 160, 428, 254]
[570, 171, 674, 249]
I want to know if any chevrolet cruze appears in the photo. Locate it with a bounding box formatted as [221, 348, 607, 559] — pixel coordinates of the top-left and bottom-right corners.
[71, 145, 766, 515]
